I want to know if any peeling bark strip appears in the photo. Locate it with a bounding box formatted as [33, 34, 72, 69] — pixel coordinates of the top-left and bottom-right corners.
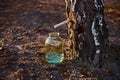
[65, 0, 109, 68]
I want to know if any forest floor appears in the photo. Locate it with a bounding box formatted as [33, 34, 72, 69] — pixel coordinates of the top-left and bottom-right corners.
[0, 0, 120, 80]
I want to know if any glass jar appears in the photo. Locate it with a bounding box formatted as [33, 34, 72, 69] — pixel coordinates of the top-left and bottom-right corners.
[45, 32, 64, 64]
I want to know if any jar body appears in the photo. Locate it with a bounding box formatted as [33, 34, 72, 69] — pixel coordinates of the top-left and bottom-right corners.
[45, 32, 64, 64]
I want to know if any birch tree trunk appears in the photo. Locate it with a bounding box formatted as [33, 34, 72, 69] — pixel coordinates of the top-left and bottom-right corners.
[65, 0, 109, 68]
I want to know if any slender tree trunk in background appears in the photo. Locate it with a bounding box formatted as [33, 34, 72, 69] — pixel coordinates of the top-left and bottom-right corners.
[65, 0, 109, 68]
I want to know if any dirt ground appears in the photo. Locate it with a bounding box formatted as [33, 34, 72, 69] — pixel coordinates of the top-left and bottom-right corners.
[0, 0, 120, 80]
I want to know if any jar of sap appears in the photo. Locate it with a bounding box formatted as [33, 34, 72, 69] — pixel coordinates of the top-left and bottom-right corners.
[45, 32, 64, 64]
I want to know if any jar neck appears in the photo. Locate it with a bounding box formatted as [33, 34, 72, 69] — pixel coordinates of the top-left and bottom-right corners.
[49, 32, 60, 38]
